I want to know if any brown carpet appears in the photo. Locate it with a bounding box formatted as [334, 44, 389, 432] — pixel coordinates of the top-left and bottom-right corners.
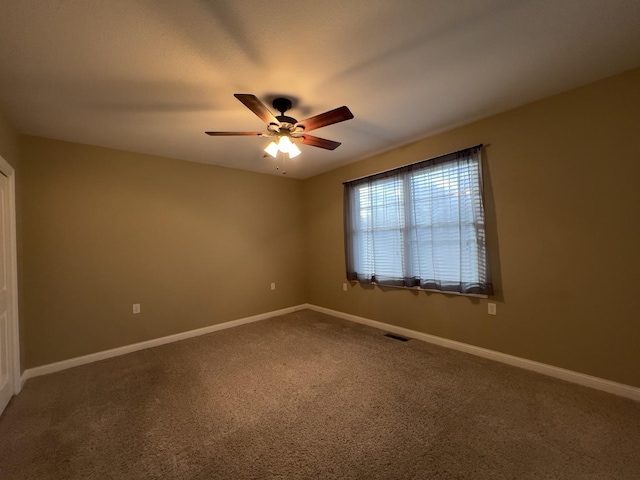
[1, 309, 639, 479]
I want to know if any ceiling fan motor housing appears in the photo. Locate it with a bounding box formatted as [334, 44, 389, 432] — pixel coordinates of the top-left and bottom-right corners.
[276, 115, 298, 125]
[272, 98, 299, 127]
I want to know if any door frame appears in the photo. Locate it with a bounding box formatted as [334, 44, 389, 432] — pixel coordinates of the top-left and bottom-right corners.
[0, 154, 20, 397]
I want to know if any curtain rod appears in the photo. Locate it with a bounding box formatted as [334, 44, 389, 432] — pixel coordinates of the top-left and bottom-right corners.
[342, 143, 484, 185]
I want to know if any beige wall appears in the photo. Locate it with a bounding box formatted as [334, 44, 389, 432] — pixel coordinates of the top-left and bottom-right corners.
[13, 67, 640, 388]
[303, 67, 640, 388]
[20, 137, 306, 368]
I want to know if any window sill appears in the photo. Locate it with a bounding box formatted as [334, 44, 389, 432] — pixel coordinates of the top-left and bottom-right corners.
[356, 281, 489, 299]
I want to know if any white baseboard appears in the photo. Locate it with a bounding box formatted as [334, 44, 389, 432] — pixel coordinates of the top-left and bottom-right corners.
[20, 303, 640, 402]
[20, 304, 308, 387]
[304, 304, 640, 402]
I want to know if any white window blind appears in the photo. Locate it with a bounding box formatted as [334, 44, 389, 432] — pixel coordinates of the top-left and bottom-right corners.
[344, 145, 492, 296]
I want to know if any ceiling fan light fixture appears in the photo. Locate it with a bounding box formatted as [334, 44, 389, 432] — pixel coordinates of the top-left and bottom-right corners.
[288, 143, 301, 158]
[264, 141, 279, 158]
[265, 136, 301, 158]
[278, 135, 293, 153]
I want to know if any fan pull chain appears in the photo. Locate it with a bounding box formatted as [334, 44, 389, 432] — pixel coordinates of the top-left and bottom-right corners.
[275, 151, 287, 175]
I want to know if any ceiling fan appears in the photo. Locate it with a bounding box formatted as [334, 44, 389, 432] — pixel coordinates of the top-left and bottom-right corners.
[205, 94, 354, 159]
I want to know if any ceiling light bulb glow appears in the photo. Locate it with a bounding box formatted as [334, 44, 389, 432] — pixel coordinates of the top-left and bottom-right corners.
[278, 136, 293, 153]
[264, 141, 279, 158]
[288, 143, 301, 158]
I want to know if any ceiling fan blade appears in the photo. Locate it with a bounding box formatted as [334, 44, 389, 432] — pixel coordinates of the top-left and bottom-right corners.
[300, 135, 342, 150]
[295, 106, 353, 132]
[205, 131, 263, 136]
[234, 94, 279, 125]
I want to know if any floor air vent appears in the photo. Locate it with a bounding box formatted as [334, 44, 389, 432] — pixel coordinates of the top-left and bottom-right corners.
[384, 333, 409, 342]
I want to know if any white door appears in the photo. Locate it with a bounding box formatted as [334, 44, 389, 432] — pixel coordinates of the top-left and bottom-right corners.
[0, 171, 14, 415]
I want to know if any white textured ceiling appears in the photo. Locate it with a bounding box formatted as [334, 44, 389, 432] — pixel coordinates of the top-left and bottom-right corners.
[0, 1, 639, 179]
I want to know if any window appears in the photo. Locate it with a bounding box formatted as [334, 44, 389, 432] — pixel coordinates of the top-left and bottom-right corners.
[344, 145, 492, 296]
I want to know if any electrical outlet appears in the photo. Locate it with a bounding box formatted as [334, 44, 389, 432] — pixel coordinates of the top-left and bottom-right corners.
[133, 304, 141, 314]
[343, 283, 347, 291]
[271, 283, 276, 291]
[488, 303, 497, 315]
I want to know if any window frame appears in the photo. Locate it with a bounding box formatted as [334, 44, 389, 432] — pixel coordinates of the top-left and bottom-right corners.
[343, 145, 493, 297]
